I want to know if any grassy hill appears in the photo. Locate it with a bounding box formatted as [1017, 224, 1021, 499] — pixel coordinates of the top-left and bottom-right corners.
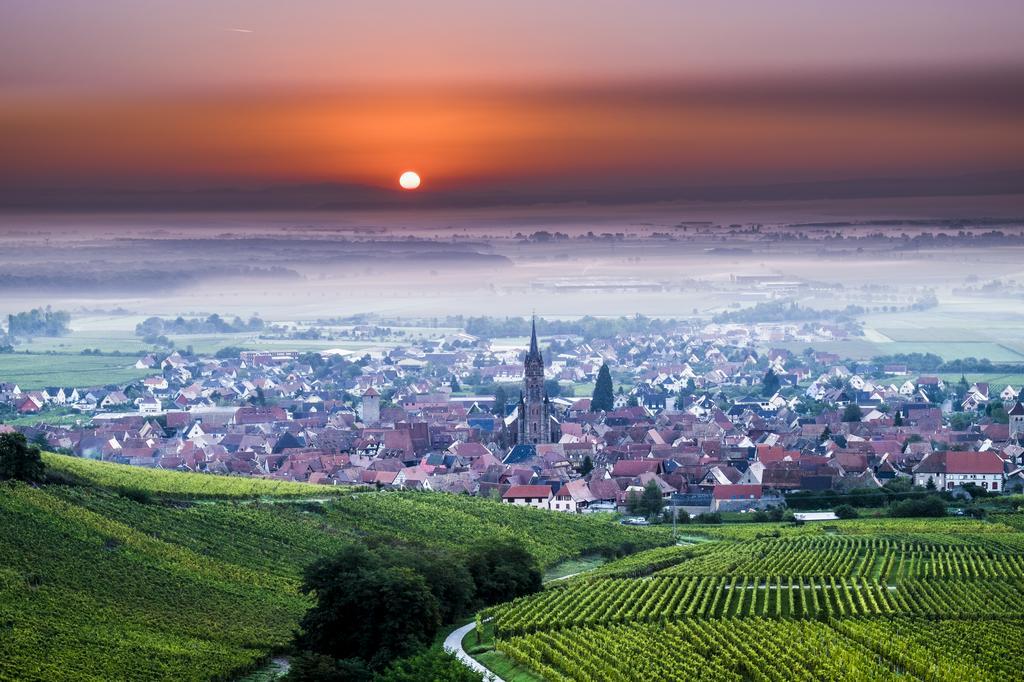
[1, 456, 670, 681]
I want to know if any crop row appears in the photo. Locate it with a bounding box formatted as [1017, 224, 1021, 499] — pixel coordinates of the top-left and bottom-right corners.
[498, 617, 1016, 682]
[488, 575, 1024, 636]
[656, 535, 1024, 580]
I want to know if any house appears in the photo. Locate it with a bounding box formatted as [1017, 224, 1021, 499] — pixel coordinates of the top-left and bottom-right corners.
[912, 451, 1005, 492]
[502, 484, 554, 510]
[137, 396, 162, 415]
[711, 484, 764, 512]
[552, 479, 595, 513]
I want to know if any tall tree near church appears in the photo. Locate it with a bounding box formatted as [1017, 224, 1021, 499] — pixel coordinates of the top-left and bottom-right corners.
[591, 363, 614, 412]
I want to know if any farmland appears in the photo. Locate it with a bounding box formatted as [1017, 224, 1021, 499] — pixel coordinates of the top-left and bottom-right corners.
[1, 456, 669, 681]
[0, 353, 150, 389]
[483, 515, 1024, 681]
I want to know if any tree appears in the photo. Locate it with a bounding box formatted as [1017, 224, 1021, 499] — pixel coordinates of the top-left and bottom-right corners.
[492, 385, 508, 416]
[833, 504, 859, 520]
[591, 363, 614, 412]
[626, 489, 642, 515]
[449, 376, 460, 392]
[377, 545, 474, 625]
[0, 433, 46, 483]
[761, 368, 781, 397]
[819, 425, 832, 444]
[285, 653, 369, 682]
[686, 378, 697, 392]
[376, 649, 481, 682]
[293, 544, 442, 670]
[890, 495, 946, 518]
[465, 538, 542, 608]
[579, 454, 594, 476]
[544, 379, 562, 398]
[641, 479, 664, 518]
[893, 410, 903, 427]
[842, 403, 863, 423]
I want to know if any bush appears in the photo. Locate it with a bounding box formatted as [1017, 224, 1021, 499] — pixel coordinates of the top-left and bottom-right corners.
[833, 504, 859, 520]
[694, 512, 722, 525]
[0, 433, 46, 483]
[889, 495, 947, 518]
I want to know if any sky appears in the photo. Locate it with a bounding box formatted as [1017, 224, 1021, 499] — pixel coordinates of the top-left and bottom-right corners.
[2, 0, 1023, 208]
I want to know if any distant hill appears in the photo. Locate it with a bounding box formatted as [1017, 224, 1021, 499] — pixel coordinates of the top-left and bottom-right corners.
[0, 455, 669, 681]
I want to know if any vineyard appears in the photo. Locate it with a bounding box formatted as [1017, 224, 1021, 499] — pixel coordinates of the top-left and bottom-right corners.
[486, 515, 1024, 680]
[1, 459, 668, 681]
[42, 452, 355, 499]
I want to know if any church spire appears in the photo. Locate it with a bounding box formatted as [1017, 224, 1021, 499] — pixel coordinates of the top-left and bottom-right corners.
[528, 315, 541, 361]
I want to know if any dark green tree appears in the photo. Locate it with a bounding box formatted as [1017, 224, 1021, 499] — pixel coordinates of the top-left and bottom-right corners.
[449, 376, 460, 392]
[492, 384, 508, 416]
[833, 504, 859, 520]
[543, 379, 561, 398]
[842, 403, 863, 423]
[376, 649, 481, 682]
[465, 538, 542, 607]
[641, 479, 664, 518]
[761, 368, 781, 396]
[376, 545, 474, 625]
[284, 653, 370, 682]
[591, 363, 614, 412]
[579, 454, 594, 476]
[0, 433, 46, 483]
[293, 544, 442, 670]
[893, 410, 903, 426]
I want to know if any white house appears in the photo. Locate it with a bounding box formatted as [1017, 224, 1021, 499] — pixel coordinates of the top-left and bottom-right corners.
[912, 451, 1005, 492]
[551, 479, 595, 513]
[502, 484, 553, 511]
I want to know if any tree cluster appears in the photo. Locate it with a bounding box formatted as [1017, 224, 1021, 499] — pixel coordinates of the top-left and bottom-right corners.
[0, 433, 46, 483]
[287, 537, 542, 681]
[7, 307, 71, 339]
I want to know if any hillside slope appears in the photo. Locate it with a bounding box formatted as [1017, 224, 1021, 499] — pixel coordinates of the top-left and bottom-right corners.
[0, 457, 670, 681]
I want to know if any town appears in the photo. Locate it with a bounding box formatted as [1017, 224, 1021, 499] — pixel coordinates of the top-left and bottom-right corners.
[4, 313, 1021, 519]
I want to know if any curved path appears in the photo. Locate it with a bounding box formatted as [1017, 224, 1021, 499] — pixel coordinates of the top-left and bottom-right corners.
[443, 620, 503, 682]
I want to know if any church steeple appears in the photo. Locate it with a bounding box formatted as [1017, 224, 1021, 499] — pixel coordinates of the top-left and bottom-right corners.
[527, 315, 541, 362]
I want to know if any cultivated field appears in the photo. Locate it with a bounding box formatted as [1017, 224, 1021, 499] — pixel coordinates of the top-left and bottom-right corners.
[0, 353, 150, 389]
[483, 515, 1024, 681]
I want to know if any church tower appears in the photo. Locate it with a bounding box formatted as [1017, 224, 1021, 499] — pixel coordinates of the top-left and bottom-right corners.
[517, 317, 553, 444]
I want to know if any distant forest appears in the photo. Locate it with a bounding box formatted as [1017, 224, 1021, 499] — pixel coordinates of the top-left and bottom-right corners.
[871, 353, 1024, 373]
[711, 302, 864, 325]
[135, 314, 266, 337]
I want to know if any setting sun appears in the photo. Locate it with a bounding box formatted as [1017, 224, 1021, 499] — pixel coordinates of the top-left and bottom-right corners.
[399, 171, 421, 190]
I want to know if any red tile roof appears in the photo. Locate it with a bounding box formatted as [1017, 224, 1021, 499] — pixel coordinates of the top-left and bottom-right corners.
[502, 484, 553, 499]
[915, 451, 1004, 475]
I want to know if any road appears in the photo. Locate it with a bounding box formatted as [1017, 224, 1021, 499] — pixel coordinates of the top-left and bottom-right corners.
[443, 620, 503, 682]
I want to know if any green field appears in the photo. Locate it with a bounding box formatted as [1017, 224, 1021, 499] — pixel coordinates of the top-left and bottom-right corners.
[770, 339, 1024, 362]
[486, 515, 1024, 681]
[1, 456, 669, 681]
[935, 373, 1024, 393]
[0, 353, 151, 389]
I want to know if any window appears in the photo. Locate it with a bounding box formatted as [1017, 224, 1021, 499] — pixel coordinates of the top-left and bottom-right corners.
[992, 482, 999, 490]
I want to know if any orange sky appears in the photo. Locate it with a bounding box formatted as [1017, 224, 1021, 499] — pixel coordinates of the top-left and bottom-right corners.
[1, 1, 1023, 205]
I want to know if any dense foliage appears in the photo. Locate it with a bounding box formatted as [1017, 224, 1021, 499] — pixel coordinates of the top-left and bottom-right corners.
[135, 313, 266, 337]
[590, 363, 614, 412]
[0, 432, 46, 483]
[6, 307, 71, 339]
[290, 537, 541, 676]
